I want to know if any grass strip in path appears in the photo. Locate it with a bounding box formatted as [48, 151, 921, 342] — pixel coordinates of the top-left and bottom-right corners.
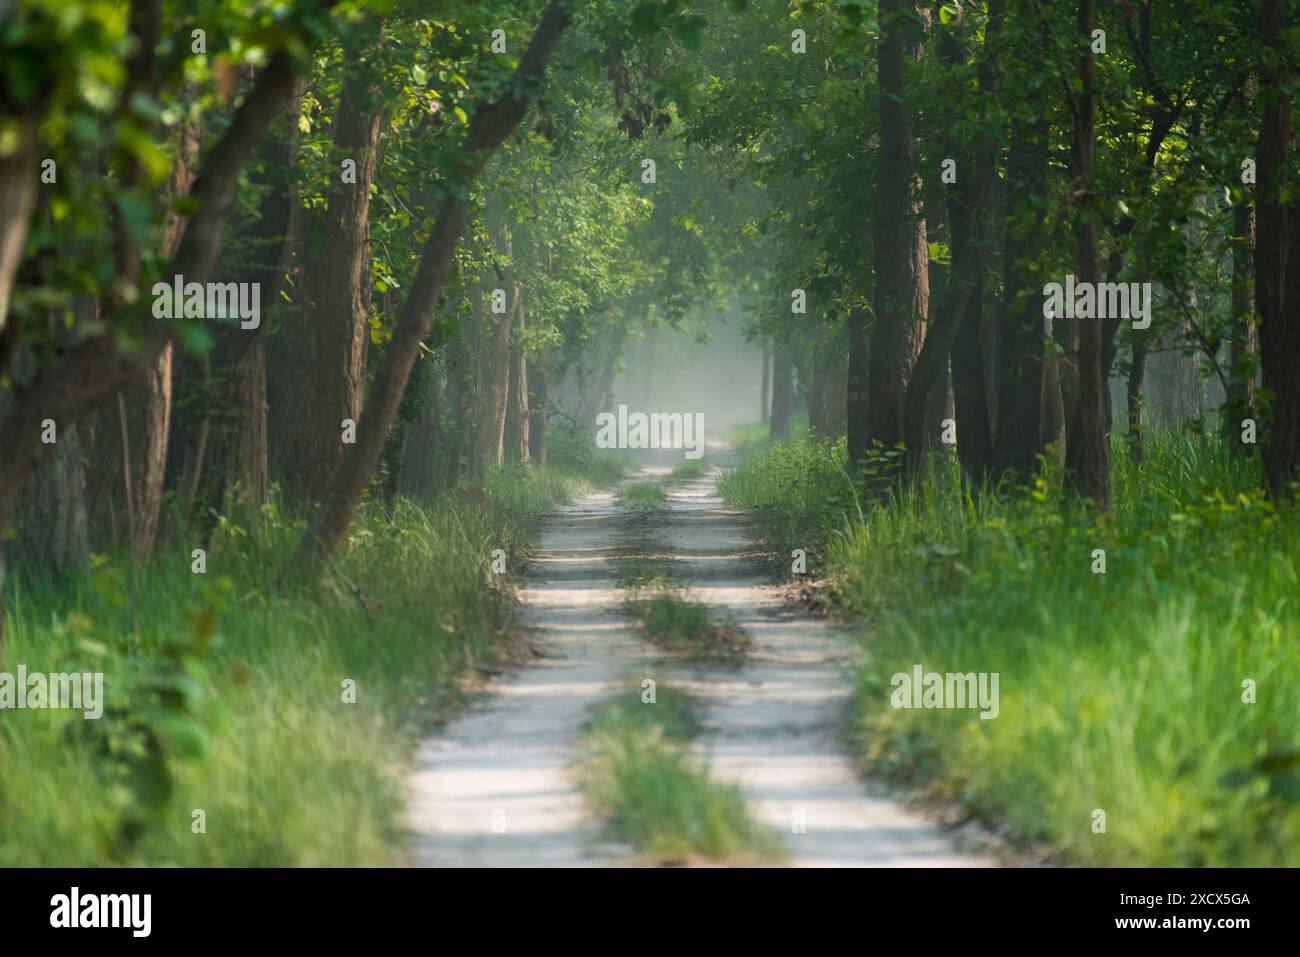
[615, 480, 668, 511]
[577, 685, 784, 865]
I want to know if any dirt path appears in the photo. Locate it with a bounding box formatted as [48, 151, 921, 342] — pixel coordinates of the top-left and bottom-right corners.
[404, 487, 648, 867]
[405, 469, 991, 867]
[654, 468, 992, 867]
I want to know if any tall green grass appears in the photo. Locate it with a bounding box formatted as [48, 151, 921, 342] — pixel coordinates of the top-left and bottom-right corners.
[722, 430, 1300, 866]
[579, 685, 782, 864]
[616, 480, 668, 511]
[0, 462, 593, 866]
[624, 587, 751, 662]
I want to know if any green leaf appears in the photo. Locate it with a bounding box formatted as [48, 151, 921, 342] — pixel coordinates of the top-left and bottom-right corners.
[630, 2, 664, 37]
[674, 15, 706, 51]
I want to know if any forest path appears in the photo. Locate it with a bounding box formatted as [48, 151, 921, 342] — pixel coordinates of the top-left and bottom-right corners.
[404, 464, 990, 867]
[404, 485, 649, 867]
[646, 464, 992, 867]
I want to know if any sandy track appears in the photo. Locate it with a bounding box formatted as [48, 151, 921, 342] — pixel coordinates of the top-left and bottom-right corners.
[404, 487, 647, 867]
[404, 469, 990, 867]
[656, 470, 992, 867]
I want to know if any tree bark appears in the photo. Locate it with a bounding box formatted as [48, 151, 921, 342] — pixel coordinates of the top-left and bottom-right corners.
[992, 118, 1050, 481]
[504, 300, 530, 464]
[398, 354, 442, 501]
[89, 111, 199, 556]
[769, 338, 794, 440]
[179, 75, 300, 534]
[478, 278, 514, 469]
[868, 0, 928, 460]
[1227, 198, 1257, 433]
[807, 347, 826, 436]
[265, 153, 315, 506]
[953, 267, 994, 485]
[1126, 335, 1149, 459]
[308, 50, 384, 502]
[1070, 0, 1112, 510]
[821, 350, 849, 441]
[13, 421, 88, 583]
[10, 290, 91, 583]
[0, 112, 43, 332]
[443, 318, 473, 486]
[846, 305, 870, 466]
[904, 0, 1001, 480]
[1256, 0, 1293, 497]
[528, 352, 548, 465]
[760, 338, 772, 423]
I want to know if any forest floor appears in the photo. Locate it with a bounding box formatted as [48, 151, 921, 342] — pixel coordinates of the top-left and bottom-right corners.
[404, 459, 991, 867]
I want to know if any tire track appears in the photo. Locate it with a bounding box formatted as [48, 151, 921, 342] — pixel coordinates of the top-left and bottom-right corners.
[655, 466, 994, 867]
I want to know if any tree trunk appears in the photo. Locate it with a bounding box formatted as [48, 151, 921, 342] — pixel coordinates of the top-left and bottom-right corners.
[13, 421, 88, 583]
[769, 339, 794, 440]
[398, 354, 442, 501]
[293, 0, 572, 575]
[926, 369, 954, 449]
[479, 280, 514, 469]
[846, 306, 870, 466]
[308, 52, 383, 502]
[89, 112, 199, 557]
[760, 338, 772, 423]
[266, 194, 315, 505]
[868, 0, 928, 461]
[904, 0, 1001, 480]
[0, 111, 43, 332]
[807, 349, 826, 436]
[992, 110, 1050, 482]
[1126, 335, 1149, 459]
[443, 322, 472, 487]
[1070, 0, 1112, 510]
[528, 353, 548, 465]
[260, 82, 311, 508]
[1256, 0, 1294, 497]
[1227, 199, 1257, 436]
[10, 291, 91, 583]
[190, 77, 301, 528]
[504, 301, 530, 464]
[1040, 344, 1066, 458]
[822, 351, 849, 441]
[953, 265, 994, 485]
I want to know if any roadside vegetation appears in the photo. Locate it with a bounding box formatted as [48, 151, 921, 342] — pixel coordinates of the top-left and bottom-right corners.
[0, 435, 619, 867]
[721, 428, 1300, 866]
[578, 685, 782, 865]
